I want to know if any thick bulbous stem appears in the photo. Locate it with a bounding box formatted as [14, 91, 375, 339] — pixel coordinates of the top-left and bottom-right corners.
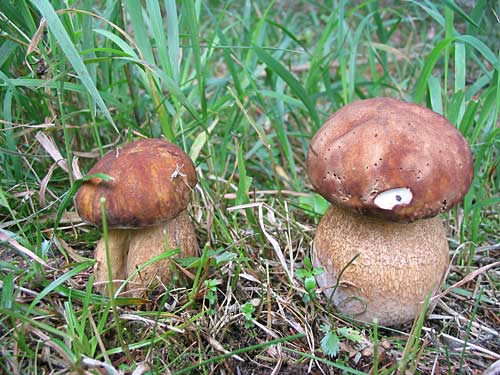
[313, 204, 449, 327]
[94, 229, 131, 295]
[126, 210, 198, 297]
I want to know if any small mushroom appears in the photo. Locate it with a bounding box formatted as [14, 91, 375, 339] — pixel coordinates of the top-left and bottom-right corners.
[75, 138, 198, 296]
[307, 98, 474, 326]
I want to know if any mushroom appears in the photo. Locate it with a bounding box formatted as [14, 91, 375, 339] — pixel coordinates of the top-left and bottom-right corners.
[306, 98, 474, 326]
[75, 138, 198, 296]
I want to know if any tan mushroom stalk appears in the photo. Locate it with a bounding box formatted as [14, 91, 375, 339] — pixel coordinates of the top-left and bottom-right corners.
[307, 98, 474, 326]
[75, 139, 198, 296]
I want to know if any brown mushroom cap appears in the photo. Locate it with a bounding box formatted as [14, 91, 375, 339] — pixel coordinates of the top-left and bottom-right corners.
[307, 98, 474, 222]
[75, 138, 197, 228]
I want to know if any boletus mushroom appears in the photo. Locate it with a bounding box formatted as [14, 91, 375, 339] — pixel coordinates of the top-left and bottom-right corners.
[307, 98, 474, 326]
[75, 138, 198, 296]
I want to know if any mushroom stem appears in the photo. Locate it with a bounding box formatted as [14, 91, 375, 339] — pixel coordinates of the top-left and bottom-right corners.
[94, 229, 130, 295]
[126, 210, 198, 297]
[313, 204, 449, 327]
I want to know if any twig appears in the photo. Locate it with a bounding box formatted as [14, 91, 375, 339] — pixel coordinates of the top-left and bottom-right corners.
[431, 261, 500, 302]
[483, 360, 500, 375]
[430, 300, 499, 337]
[423, 327, 500, 360]
[224, 190, 313, 200]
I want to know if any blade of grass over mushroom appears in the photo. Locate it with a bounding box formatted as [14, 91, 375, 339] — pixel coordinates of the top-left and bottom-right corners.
[53, 173, 113, 233]
[100, 197, 133, 364]
[115, 249, 181, 296]
[30, 0, 118, 133]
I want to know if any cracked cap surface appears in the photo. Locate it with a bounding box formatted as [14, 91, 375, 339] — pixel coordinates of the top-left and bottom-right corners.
[306, 97, 474, 222]
[75, 138, 197, 228]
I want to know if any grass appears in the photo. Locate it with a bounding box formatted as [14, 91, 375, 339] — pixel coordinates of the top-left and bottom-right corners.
[0, 0, 499, 373]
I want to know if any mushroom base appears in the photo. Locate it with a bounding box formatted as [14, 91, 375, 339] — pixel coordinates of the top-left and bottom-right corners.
[312, 204, 449, 327]
[93, 210, 198, 296]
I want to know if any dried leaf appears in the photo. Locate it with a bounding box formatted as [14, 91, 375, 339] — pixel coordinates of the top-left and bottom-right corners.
[35, 131, 69, 172]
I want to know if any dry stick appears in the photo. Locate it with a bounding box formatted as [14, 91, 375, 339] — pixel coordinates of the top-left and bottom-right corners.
[430, 300, 499, 338]
[81, 358, 121, 375]
[258, 204, 294, 284]
[88, 308, 112, 365]
[0, 232, 51, 269]
[201, 331, 244, 362]
[483, 360, 500, 375]
[431, 261, 500, 302]
[422, 327, 500, 360]
[119, 313, 184, 333]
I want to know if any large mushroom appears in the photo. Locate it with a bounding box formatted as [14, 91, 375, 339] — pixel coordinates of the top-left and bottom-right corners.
[75, 138, 198, 296]
[307, 98, 474, 326]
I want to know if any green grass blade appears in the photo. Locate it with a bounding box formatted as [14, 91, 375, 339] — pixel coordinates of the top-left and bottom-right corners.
[165, 0, 180, 82]
[0, 41, 18, 68]
[455, 42, 466, 92]
[184, 0, 207, 121]
[254, 45, 320, 128]
[428, 75, 443, 114]
[93, 29, 138, 57]
[0, 308, 74, 340]
[28, 260, 94, 312]
[414, 38, 454, 103]
[442, 0, 482, 30]
[125, 0, 154, 62]
[146, 0, 172, 77]
[30, 0, 118, 132]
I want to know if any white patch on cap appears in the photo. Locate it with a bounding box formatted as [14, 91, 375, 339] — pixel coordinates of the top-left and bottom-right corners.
[374, 188, 413, 210]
